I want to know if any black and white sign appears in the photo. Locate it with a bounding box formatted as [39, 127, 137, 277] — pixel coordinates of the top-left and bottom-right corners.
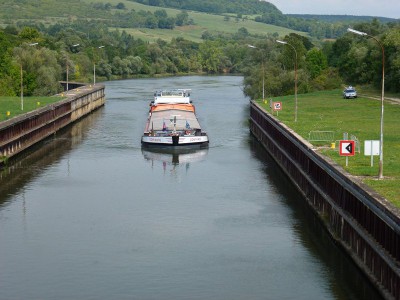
[339, 140, 355, 156]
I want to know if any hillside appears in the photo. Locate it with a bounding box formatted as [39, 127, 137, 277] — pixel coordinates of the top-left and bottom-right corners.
[288, 14, 398, 23]
[1, 0, 399, 41]
[0, 0, 305, 43]
[132, 0, 282, 15]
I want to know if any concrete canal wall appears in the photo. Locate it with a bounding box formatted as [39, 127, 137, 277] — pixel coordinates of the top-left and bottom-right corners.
[250, 101, 400, 300]
[0, 84, 105, 165]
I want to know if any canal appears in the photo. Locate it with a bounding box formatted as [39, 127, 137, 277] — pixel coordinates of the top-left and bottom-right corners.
[0, 76, 382, 300]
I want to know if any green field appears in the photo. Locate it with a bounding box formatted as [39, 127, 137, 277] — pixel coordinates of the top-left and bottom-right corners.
[1, 0, 306, 43]
[82, 0, 306, 42]
[0, 96, 64, 121]
[255, 90, 400, 207]
[116, 16, 299, 43]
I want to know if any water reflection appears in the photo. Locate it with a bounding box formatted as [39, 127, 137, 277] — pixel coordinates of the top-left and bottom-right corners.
[0, 108, 104, 209]
[248, 137, 383, 300]
[142, 146, 208, 173]
[0, 76, 383, 300]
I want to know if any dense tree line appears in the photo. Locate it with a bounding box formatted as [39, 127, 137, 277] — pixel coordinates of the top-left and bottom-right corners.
[327, 21, 400, 92]
[255, 13, 399, 39]
[1, 19, 398, 98]
[0, 23, 250, 96]
[132, 0, 281, 15]
[243, 20, 400, 102]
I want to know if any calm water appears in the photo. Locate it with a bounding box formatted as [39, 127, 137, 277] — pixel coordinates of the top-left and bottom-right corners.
[0, 76, 382, 300]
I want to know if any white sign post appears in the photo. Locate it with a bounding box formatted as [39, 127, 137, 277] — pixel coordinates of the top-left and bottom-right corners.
[364, 140, 380, 167]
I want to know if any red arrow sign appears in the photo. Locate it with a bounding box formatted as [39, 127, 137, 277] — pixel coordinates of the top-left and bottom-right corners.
[339, 140, 355, 156]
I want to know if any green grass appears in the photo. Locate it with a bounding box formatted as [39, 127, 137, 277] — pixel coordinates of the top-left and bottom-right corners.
[84, 0, 306, 42]
[256, 90, 400, 207]
[113, 15, 303, 43]
[0, 96, 64, 121]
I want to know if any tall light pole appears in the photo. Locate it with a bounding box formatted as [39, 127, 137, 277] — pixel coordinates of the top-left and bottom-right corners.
[20, 42, 39, 111]
[347, 28, 385, 179]
[276, 40, 298, 122]
[247, 44, 265, 102]
[66, 43, 80, 94]
[94, 45, 105, 85]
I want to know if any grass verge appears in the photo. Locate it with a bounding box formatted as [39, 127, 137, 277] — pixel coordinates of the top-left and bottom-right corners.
[0, 96, 64, 121]
[256, 89, 400, 207]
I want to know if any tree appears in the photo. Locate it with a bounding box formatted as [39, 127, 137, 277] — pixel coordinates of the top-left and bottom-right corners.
[18, 27, 41, 41]
[198, 41, 224, 73]
[158, 17, 175, 29]
[382, 27, 400, 92]
[175, 11, 189, 26]
[13, 45, 61, 96]
[154, 9, 167, 18]
[277, 35, 307, 71]
[115, 2, 126, 10]
[236, 27, 249, 39]
[96, 60, 112, 80]
[305, 48, 328, 79]
[126, 56, 143, 74]
[145, 15, 158, 29]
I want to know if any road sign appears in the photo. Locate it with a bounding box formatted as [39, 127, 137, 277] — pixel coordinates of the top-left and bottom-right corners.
[273, 102, 282, 111]
[339, 140, 355, 156]
[364, 140, 380, 156]
[364, 140, 380, 167]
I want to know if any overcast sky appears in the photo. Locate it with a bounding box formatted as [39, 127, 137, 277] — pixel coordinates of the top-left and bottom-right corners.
[268, 0, 399, 19]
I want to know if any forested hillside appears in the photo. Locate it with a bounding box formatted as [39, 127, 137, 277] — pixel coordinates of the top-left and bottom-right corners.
[130, 0, 398, 39]
[133, 0, 281, 15]
[0, 0, 399, 99]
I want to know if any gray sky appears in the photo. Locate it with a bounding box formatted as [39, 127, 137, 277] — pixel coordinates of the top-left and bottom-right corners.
[268, 0, 399, 19]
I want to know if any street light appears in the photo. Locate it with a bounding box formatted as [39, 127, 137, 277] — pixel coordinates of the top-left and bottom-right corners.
[247, 44, 265, 103]
[20, 42, 39, 111]
[66, 43, 80, 93]
[347, 28, 385, 179]
[94, 45, 105, 85]
[276, 40, 298, 122]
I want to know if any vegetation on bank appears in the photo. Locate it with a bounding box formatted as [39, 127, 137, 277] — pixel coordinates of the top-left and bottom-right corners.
[255, 90, 400, 207]
[1, 19, 399, 98]
[0, 96, 64, 121]
[0, 0, 399, 99]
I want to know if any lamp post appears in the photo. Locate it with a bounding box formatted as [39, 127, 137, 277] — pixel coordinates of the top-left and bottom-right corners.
[247, 44, 265, 103]
[347, 28, 385, 179]
[20, 42, 39, 111]
[94, 45, 105, 85]
[66, 43, 80, 93]
[276, 40, 298, 122]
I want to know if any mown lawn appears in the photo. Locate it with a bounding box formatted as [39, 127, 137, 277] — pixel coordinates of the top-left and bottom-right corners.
[256, 89, 400, 207]
[0, 96, 64, 121]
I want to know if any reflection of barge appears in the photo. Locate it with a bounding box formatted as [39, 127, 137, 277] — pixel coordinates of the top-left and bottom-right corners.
[142, 147, 208, 166]
[141, 89, 209, 147]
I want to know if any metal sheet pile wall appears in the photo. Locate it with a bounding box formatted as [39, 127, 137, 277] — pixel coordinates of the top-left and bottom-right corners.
[250, 101, 400, 300]
[0, 85, 105, 164]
